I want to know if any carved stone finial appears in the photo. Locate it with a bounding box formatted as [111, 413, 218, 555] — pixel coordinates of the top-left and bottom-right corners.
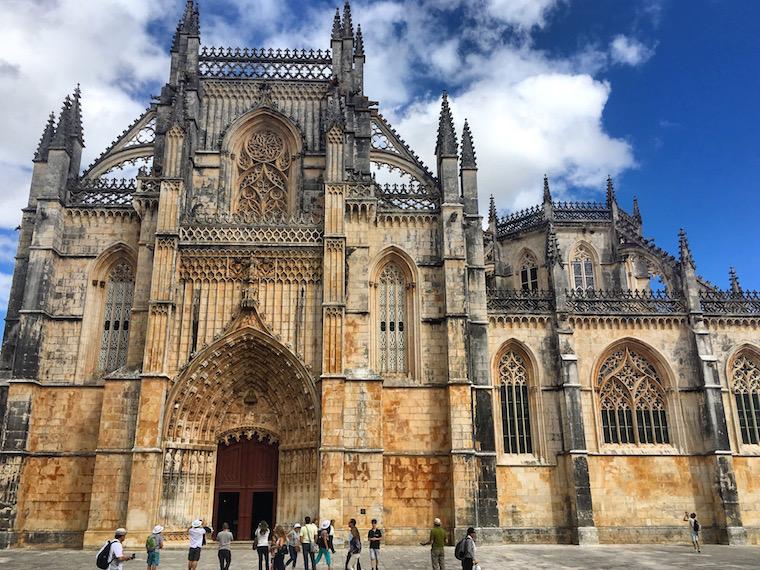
[460, 119, 476, 168]
[678, 228, 695, 270]
[632, 195, 641, 223]
[332, 8, 342, 40]
[33, 111, 57, 162]
[546, 222, 562, 266]
[173, 0, 199, 50]
[435, 91, 458, 158]
[343, 0, 353, 38]
[606, 175, 616, 206]
[50, 95, 72, 151]
[71, 84, 84, 145]
[488, 194, 497, 227]
[543, 174, 552, 204]
[729, 267, 742, 294]
[355, 24, 365, 57]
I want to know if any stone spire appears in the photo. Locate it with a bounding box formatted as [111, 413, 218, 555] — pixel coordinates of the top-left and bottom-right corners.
[332, 8, 342, 40]
[632, 196, 641, 223]
[679, 228, 695, 269]
[33, 111, 56, 162]
[460, 119, 476, 168]
[435, 91, 458, 158]
[488, 194, 497, 228]
[546, 223, 562, 266]
[729, 267, 742, 294]
[343, 0, 353, 38]
[606, 175, 616, 206]
[355, 24, 365, 57]
[50, 96, 72, 150]
[543, 174, 552, 204]
[172, 0, 199, 51]
[70, 84, 84, 145]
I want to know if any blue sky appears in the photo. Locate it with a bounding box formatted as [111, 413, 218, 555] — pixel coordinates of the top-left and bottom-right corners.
[0, 0, 758, 335]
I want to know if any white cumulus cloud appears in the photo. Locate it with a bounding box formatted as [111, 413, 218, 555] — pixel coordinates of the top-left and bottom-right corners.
[610, 35, 655, 66]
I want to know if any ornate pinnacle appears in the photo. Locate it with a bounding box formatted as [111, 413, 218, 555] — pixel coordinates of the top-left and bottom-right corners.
[543, 174, 552, 204]
[343, 0, 353, 38]
[71, 84, 84, 145]
[50, 96, 72, 151]
[33, 112, 57, 162]
[678, 228, 695, 270]
[606, 175, 616, 206]
[332, 8, 342, 40]
[355, 24, 365, 57]
[460, 119, 477, 168]
[173, 0, 199, 49]
[632, 195, 641, 222]
[546, 223, 562, 266]
[488, 194, 497, 227]
[729, 267, 742, 293]
[435, 91, 458, 158]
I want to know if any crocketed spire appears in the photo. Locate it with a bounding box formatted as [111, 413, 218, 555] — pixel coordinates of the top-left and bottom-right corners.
[460, 119, 477, 168]
[33, 111, 56, 162]
[343, 0, 353, 38]
[355, 24, 365, 57]
[543, 174, 552, 203]
[606, 175, 616, 206]
[678, 228, 695, 269]
[332, 8, 342, 40]
[172, 0, 200, 51]
[729, 267, 742, 293]
[50, 95, 72, 151]
[71, 84, 84, 145]
[435, 91, 458, 157]
[488, 194, 497, 227]
[546, 223, 562, 266]
[632, 196, 641, 222]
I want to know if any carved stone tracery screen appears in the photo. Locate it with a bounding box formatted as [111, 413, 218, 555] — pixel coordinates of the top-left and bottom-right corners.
[98, 261, 134, 373]
[732, 352, 760, 445]
[498, 349, 533, 454]
[378, 263, 407, 375]
[236, 129, 291, 218]
[598, 347, 670, 445]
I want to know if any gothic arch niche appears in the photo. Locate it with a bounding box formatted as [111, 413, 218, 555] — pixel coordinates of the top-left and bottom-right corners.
[159, 325, 319, 534]
[75, 243, 137, 381]
[568, 241, 599, 291]
[368, 246, 420, 381]
[516, 248, 539, 291]
[222, 109, 303, 221]
[728, 346, 760, 447]
[593, 340, 677, 448]
[491, 340, 546, 461]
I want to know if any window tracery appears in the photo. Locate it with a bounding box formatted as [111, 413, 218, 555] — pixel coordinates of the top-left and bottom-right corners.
[377, 263, 407, 374]
[236, 129, 291, 218]
[519, 252, 539, 291]
[571, 245, 596, 290]
[98, 261, 134, 373]
[732, 352, 760, 445]
[598, 347, 669, 445]
[498, 349, 533, 454]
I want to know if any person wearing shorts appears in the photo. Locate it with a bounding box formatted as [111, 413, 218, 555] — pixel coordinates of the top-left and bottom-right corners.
[147, 525, 164, 570]
[188, 519, 212, 570]
[367, 519, 382, 570]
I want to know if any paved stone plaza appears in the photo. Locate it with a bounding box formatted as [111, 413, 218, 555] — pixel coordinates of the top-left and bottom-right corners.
[0, 545, 758, 569]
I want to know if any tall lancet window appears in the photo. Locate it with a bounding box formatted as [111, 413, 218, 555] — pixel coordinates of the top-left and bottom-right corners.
[378, 263, 407, 374]
[98, 261, 134, 373]
[732, 351, 760, 445]
[498, 349, 533, 454]
[571, 246, 596, 290]
[598, 347, 670, 445]
[519, 251, 539, 291]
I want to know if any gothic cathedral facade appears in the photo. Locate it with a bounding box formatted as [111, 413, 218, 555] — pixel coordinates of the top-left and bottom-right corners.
[1, 1, 759, 549]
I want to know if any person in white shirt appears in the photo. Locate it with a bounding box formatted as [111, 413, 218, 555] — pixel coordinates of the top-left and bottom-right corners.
[107, 527, 135, 570]
[255, 521, 271, 570]
[299, 516, 319, 570]
[188, 519, 213, 570]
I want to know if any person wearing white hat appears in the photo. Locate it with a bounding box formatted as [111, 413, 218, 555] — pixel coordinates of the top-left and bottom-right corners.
[313, 520, 332, 568]
[188, 519, 213, 570]
[146, 525, 164, 570]
[285, 523, 301, 568]
[97, 528, 135, 570]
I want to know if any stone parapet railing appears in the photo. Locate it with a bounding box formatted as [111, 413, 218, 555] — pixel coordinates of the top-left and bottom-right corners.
[699, 290, 760, 316]
[487, 289, 554, 314]
[199, 46, 332, 80]
[566, 289, 686, 315]
[68, 178, 136, 207]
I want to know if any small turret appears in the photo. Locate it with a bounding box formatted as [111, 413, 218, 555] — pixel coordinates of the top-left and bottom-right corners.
[460, 119, 476, 169]
[332, 8, 342, 40]
[355, 24, 365, 58]
[679, 228, 695, 270]
[435, 91, 458, 158]
[543, 174, 552, 204]
[729, 267, 742, 294]
[33, 112, 56, 163]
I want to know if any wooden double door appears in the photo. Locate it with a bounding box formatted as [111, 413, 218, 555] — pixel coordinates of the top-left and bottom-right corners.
[212, 438, 279, 540]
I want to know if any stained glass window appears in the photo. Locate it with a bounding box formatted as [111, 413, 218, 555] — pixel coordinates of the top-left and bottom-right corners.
[498, 350, 533, 454]
[378, 263, 406, 374]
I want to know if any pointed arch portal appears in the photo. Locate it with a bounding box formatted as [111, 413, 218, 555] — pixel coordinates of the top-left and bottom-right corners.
[159, 318, 320, 536]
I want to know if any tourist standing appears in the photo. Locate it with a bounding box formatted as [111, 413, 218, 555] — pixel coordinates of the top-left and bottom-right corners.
[188, 519, 213, 570]
[347, 519, 362, 570]
[460, 528, 477, 570]
[98, 527, 135, 570]
[272, 525, 289, 570]
[300, 516, 319, 570]
[255, 521, 271, 570]
[216, 522, 233, 570]
[367, 519, 382, 570]
[420, 518, 446, 570]
[684, 511, 701, 553]
[313, 520, 333, 568]
[146, 525, 164, 570]
[328, 519, 336, 554]
[286, 523, 301, 567]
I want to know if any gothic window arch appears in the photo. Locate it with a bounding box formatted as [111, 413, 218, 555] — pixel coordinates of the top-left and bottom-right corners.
[518, 250, 539, 291]
[731, 349, 760, 445]
[597, 346, 670, 445]
[571, 244, 597, 290]
[98, 261, 135, 373]
[496, 346, 534, 454]
[370, 249, 418, 379]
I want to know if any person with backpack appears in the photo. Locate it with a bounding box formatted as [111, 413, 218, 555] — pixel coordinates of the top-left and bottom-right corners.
[299, 516, 319, 570]
[146, 525, 164, 570]
[454, 527, 477, 570]
[684, 511, 701, 553]
[96, 527, 135, 570]
[346, 519, 362, 570]
[420, 517, 446, 570]
[216, 522, 234, 570]
[188, 519, 213, 570]
[313, 520, 333, 568]
[255, 520, 271, 570]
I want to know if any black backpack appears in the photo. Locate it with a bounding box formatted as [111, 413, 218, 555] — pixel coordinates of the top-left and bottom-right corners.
[96, 540, 114, 569]
[693, 519, 700, 533]
[454, 537, 467, 560]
